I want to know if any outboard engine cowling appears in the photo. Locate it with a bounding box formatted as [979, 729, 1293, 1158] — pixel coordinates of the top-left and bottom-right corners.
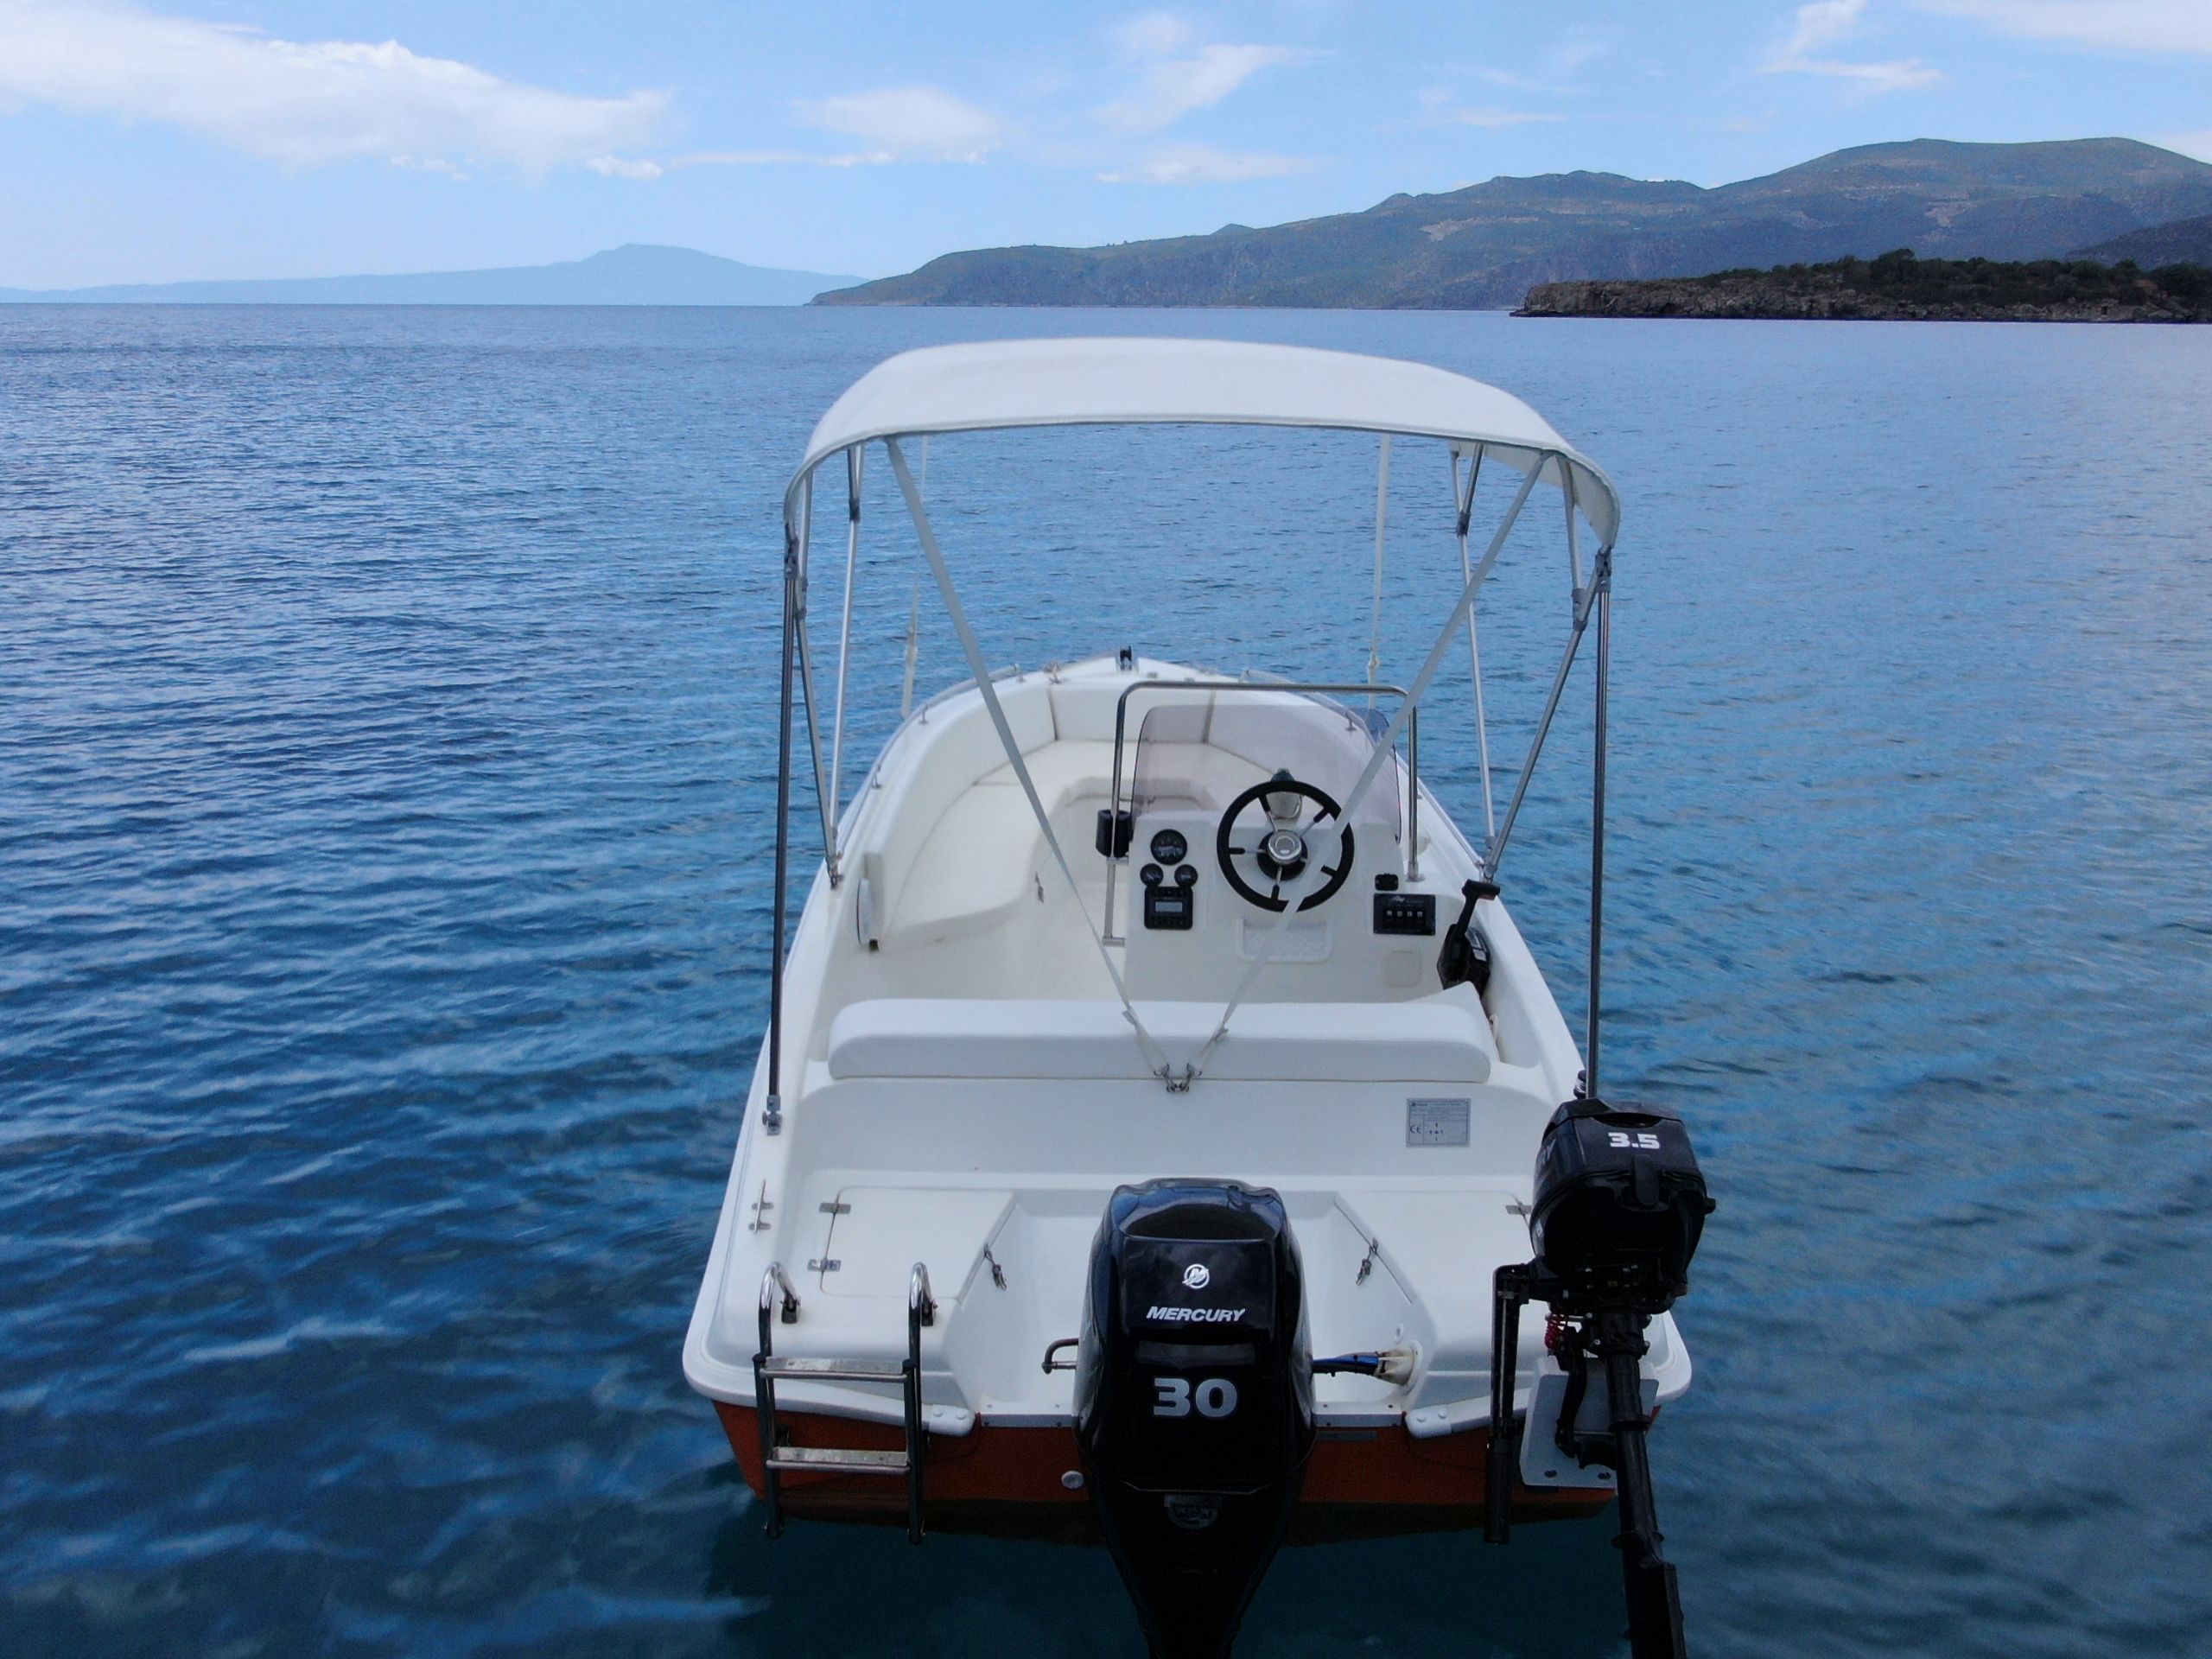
[1529, 1097, 1713, 1316]
[1075, 1179, 1313, 1659]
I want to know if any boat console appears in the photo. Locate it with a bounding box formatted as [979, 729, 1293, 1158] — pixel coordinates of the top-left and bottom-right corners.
[1116, 684, 1462, 1006]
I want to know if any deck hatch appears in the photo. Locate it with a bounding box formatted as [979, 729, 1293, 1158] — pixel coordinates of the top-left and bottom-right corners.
[818, 1185, 1015, 1299]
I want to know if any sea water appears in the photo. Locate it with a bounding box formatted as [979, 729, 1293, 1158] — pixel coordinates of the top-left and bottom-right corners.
[3, 304, 2209, 1657]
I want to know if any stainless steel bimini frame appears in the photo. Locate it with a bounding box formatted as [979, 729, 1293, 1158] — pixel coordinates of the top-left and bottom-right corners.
[762, 342, 1622, 1119]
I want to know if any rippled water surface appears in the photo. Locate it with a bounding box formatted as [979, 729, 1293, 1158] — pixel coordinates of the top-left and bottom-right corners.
[4, 305, 2209, 1658]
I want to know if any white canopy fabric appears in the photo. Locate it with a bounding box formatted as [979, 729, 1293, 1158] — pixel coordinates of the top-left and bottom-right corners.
[785, 337, 1619, 549]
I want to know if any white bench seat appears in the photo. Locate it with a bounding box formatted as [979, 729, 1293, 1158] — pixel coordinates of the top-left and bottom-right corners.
[885, 741, 1120, 940]
[825, 995, 1493, 1084]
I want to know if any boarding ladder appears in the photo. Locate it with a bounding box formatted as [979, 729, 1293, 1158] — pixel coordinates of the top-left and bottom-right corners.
[752, 1260, 935, 1543]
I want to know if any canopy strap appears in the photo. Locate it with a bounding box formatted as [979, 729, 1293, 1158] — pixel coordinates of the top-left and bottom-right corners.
[1183, 456, 1545, 1082]
[1366, 435, 1392, 692]
[1453, 448, 1497, 840]
[885, 439, 1174, 1081]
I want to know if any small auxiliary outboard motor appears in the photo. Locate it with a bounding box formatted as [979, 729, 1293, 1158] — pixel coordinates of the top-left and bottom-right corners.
[1076, 1179, 1313, 1659]
[1528, 1097, 1712, 1313]
[1488, 1099, 1715, 1659]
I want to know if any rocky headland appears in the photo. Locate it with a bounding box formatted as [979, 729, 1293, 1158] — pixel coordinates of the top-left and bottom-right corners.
[1519, 249, 2211, 321]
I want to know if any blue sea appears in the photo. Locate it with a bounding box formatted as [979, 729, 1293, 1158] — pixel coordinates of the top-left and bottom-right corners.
[3, 304, 2209, 1658]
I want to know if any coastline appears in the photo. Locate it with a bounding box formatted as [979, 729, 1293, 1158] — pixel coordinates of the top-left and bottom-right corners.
[1518, 254, 2212, 323]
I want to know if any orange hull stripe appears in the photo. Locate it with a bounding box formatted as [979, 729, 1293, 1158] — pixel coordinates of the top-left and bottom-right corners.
[713, 1402, 1610, 1518]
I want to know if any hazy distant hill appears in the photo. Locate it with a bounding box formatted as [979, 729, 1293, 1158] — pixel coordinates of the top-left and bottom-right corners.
[0, 245, 862, 307]
[817, 138, 2212, 309]
[2072, 213, 2212, 266]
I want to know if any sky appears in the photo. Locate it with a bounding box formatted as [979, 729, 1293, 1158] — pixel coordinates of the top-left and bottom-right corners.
[1, 0, 2209, 288]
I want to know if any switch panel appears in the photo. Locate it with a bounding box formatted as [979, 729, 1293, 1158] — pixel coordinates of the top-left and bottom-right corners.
[1372, 892, 1437, 936]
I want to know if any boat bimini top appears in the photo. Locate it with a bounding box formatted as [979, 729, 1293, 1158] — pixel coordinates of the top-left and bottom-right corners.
[784, 337, 1619, 548]
[766, 336, 1624, 1108]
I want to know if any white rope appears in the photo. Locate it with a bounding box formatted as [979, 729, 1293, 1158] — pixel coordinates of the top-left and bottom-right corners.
[1366, 435, 1392, 693]
[1454, 449, 1497, 840]
[1184, 455, 1546, 1080]
[885, 439, 1174, 1080]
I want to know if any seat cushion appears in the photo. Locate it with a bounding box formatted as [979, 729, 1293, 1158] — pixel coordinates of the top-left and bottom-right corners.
[826, 996, 1492, 1084]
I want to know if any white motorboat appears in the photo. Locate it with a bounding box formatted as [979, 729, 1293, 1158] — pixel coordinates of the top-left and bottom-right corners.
[683, 339, 1715, 1656]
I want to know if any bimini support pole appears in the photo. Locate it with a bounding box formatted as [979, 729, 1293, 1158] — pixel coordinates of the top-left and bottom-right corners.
[790, 476, 841, 888]
[1184, 457, 1544, 1084]
[885, 438, 1174, 1083]
[1586, 547, 1611, 1098]
[829, 445, 863, 849]
[765, 528, 798, 1136]
[899, 580, 920, 721]
[1366, 435, 1392, 697]
[1453, 448, 1497, 842]
[1485, 518, 1607, 878]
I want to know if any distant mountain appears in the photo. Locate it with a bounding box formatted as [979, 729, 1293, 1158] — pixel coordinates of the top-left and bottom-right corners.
[0, 245, 863, 307]
[816, 138, 2212, 309]
[2072, 213, 2212, 266]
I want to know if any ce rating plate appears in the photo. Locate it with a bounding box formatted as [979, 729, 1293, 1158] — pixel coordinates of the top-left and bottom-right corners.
[1405, 1096, 1471, 1147]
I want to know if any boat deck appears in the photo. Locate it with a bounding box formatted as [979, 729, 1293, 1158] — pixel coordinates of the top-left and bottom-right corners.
[684, 658, 1689, 1446]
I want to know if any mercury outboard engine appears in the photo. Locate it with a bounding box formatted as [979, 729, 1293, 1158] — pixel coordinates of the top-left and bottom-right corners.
[1487, 1099, 1715, 1659]
[1075, 1179, 1313, 1659]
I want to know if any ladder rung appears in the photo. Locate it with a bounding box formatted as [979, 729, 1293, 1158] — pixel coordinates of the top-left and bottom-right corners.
[767, 1446, 910, 1475]
[761, 1356, 906, 1382]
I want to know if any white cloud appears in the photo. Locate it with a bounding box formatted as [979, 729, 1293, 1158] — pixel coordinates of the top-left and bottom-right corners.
[1553, 29, 1610, 73]
[671, 149, 896, 170]
[1096, 143, 1316, 184]
[793, 86, 1003, 162]
[1763, 0, 1943, 92]
[1437, 105, 1560, 130]
[1921, 1, 2212, 55]
[2163, 129, 2212, 162]
[1778, 0, 1875, 54]
[1098, 31, 1305, 134]
[0, 0, 665, 173]
[1113, 10, 1193, 60]
[1472, 67, 1560, 93]
[1415, 86, 1560, 129]
[393, 154, 468, 180]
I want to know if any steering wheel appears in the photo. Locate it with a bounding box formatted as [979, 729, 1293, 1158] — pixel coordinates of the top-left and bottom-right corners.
[1214, 773, 1357, 912]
